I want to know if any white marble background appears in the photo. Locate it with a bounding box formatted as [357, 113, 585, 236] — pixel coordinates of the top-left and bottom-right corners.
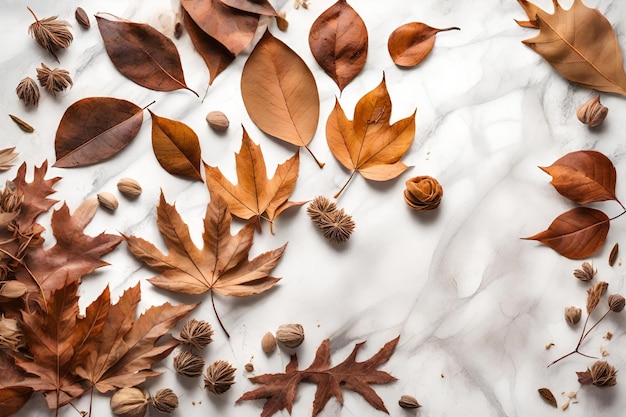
[2, 0, 626, 416]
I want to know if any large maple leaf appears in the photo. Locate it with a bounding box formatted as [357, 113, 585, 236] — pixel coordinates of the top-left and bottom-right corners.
[126, 192, 286, 336]
[326, 75, 416, 198]
[237, 336, 399, 417]
[204, 128, 303, 232]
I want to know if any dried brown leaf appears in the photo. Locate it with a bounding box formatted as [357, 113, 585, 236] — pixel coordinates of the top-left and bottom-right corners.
[0, 148, 18, 171]
[0, 386, 33, 416]
[388, 22, 459, 67]
[219, 0, 277, 15]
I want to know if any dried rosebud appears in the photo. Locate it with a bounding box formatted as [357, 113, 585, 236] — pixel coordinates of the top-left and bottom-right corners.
[0, 315, 25, 351]
[276, 324, 304, 348]
[179, 319, 213, 349]
[577, 361, 617, 387]
[587, 281, 609, 314]
[16, 77, 40, 107]
[261, 331, 276, 353]
[36, 63, 72, 95]
[204, 360, 236, 394]
[404, 175, 443, 211]
[608, 294, 625, 313]
[27, 7, 73, 61]
[577, 95, 608, 128]
[173, 350, 205, 377]
[110, 387, 147, 417]
[564, 306, 582, 325]
[573, 261, 596, 282]
[307, 196, 337, 224]
[151, 388, 178, 413]
[320, 209, 355, 243]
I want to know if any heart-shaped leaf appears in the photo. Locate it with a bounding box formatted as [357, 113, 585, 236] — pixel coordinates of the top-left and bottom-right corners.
[54, 97, 143, 168]
[388, 22, 459, 67]
[309, 0, 368, 92]
[149, 111, 203, 181]
[523, 207, 610, 259]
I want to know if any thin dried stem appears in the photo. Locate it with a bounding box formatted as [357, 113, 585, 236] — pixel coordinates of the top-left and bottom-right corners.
[305, 146, 324, 168]
[211, 290, 230, 338]
[334, 170, 356, 199]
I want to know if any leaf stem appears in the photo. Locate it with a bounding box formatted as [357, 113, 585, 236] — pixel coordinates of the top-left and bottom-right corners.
[334, 170, 356, 199]
[211, 290, 230, 338]
[304, 146, 325, 168]
[609, 209, 626, 222]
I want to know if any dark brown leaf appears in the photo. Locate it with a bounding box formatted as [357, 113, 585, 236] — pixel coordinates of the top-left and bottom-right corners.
[309, 0, 368, 92]
[219, 0, 277, 15]
[388, 22, 459, 67]
[538, 387, 557, 408]
[96, 15, 196, 95]
[54, 97, 144, 168]
[12, 161, 60, 231]
[0, 386, 33, 417]
[523, 207, 610, 259]
[149, 111, 203, 181]
[539, 150, 619, 205]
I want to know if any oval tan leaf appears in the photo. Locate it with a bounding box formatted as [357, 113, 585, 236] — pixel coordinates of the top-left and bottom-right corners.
[309, 0, 368, 92]
[149, 111, 203, 181]
[539, 150, 618, 204]
[523, 207, 610, 259]
[241, 31, 320, 150]
[0, 386, 33, 416]
[95, 15, 196, 95]
[388, 22, 459, 67]
[54, 97, 143, 168]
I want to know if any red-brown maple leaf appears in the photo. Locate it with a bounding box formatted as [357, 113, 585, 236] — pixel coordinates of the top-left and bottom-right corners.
[237, 336, 399, 417]
[12, 161, 60, 232]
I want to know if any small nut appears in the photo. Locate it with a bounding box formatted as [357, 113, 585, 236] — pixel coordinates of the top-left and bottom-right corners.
[398, 394, 421, 409]
[75, 7, 90, 29]
[244, 362, 254, 372]
[261, 331, 277, 353]
[110, 387, 147, 417]
[608, 294, 625, 313]
[97, 192, 119, 211]
[206, 111, 229, 131]
[564, 306, 582, 325]
[117, 178, 142, 197]
[404, 175, 443, 211]
[577, 95, 608, 128]
[276, 324, 304, 348]
[151, 388, 178, 413]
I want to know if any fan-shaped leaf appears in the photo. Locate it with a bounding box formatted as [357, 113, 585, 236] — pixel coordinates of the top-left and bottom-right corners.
[309, 0, 368, 92]
[388, 22, 459, 67]
[54, 97, 143, 168]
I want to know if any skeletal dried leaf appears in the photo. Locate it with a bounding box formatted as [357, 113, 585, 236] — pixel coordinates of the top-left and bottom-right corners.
[388, 22, 459, 67]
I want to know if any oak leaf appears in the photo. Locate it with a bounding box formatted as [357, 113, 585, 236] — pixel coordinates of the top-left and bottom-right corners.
[96, 15, 197, 95]
[241, 31, 323, 167]
[517, 0, 626, 96]
[204, 128, 303, 231]
[237, 336, 399, 417]
[309, 0, 368, 92]
[326, 75, 416, 198]
[149, 111, 203, 181]
[12, 161, 60, 232]
[523, 207, 610, 259]
[54, 97, 144, 168]
[388, 23, 459, 67]
[125, 192, 286, 336]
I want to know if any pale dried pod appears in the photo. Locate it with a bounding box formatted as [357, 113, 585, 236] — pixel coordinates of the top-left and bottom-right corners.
[27, 6, 73, 61]
[206, 111, 229, 131]
[179, 318, 213, 349]
[173, 350, 205, 377]
[261, 331, 277, 353]
[0, 281, 27, 299]
[204, 360, 236, 394]
[36, 63, 72, 95]
[110, 387, 148, 417]
[587, 281, 609, 314]
[608, 294, 625, 313]
[244, 362, 254, 372]
[117, 178, 142, 197]
[276, 324, 304, 348]
[577, 360, 618, 387]
[577, 95, 608, 128]
[564, 306, 582, 325]
[0, 315, 25, 351]
[16, 77, 40, 107]
[573, 261, 596, 282]
[75, 7, 90, 29]
[398, 394, 421, 409]
[151, 388, 178, 413]
[98, 192, 119, 211]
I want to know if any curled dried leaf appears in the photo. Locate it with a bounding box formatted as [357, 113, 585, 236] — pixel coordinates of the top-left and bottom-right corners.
[574, 261, 596, 281]
[538, 388, 557, 408]
[404, 176, 443, 211]
[204, 360, 236, 394]
[27, 6, 73, 61]
[587, 281, 608, 314]
[36, 63, 72, 95]
[16, 77, 40, 107]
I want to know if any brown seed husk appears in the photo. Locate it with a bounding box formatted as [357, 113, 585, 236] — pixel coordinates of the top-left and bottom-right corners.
[16, 77, 40, 107]
[27, 7, 73, 61]
[261, 331, 277, 353]
[36, 63, 72, 95]
[204, 360, 236, 394]
[173, 350, 205, 377]
[75, 7, 90, 29]
[179, 318, 213, 349]
[110, 387, 147, 417]
[9, 115, 34, 133]
[574, 261, 596, 282]
[320, 209, 355, 243]
[577, 361, 618, 387]
[609, 243, 619, 266]
[398, 394, 421, 409]
[151, 388, 178, 413]
[538, 387, 557, 408]
[276, 323, 305, 348]
[608, 294, 625, 313]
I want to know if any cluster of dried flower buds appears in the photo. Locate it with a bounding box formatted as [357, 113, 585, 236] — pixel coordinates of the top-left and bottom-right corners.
[577, 360, 617, 387]
[307, 196, 355, 243]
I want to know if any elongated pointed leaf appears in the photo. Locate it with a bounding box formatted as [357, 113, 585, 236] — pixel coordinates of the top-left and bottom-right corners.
[149, 111, 203, 181]
[54, 97, 143, 168]
[388, 23, 459, 67]
[524, 207, 610, 259]
[309, 0, 368, 92]
[96, 15, 196, 95]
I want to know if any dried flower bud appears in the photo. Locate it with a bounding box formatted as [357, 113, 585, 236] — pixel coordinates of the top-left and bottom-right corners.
[577, 361, 617, 387]
[573, 261, 596, 282]
[608, 294, 625, 313]
[27, 7, 73, 61]
[179, 319, 213, 349]
[261, 331, 277, 353]
[276, 324, 304, 348]
[173, 350, 205, 377]
[307, 196, 337, 224]
[110, 387, 147, 417]
[151, 388, 178, 413]
[0, 148, 19, 171]
[564, 306, 582, 325]
[36, 63, 73, 95]
[0, 181, 23, 228]
[204, 360, 236, 394]
[577, 95, 608, 128]
[0, 315, 25, 351]
[398, 394, 421, 409]
[0, 281, 27, 299]
[587, 281, 609, 314]
[75, 7, 90, 29]
[404, 175, 443, 211]
[16, 77, 40, 107]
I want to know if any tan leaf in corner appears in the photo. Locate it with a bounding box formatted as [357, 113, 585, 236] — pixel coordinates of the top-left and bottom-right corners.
[388, 23, 459, 67]
[517, 0, 626, 96]
[0, 147, 18, 170]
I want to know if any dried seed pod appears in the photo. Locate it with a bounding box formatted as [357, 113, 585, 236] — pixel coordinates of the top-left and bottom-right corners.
[174, 22, 183, 39]
[173, 350, 205, 377]
[587, 281, 609, 314]
[577, 95, 608, 128]
[573, 261, 596, 282]
[404, 175, 443, 211]
[564, 306, 582, 325]
[9, 115, 34, 133]
[244, 362, 254, 372]
[206, 111, 229, 131]
[97, 192, 119, 211]
[27, 6, 73, 61]
[36, 63, 72, 95]
[320, 209, 355, 243]
[306, 196, 337, 224]
[16, 77, 40, 107]
[398, 394, 421, 409]
[204, 360, 236, 394]
[117, 178, 142, 197]
[179, 318, 213, 349]
[577, 360, 617, 387]
[608, 294, 625, 313]
[151, 388, 178, 413]
[0, 315, 25, 351]
[276, 324, 304, 348]
[110, 387, 148, 417]
[75, 7, 90, 29]
[0, 281, 27, 299]
[261, 331, 277, 353]
[537, 388, 557, 408]
[609, 243, 619, 266]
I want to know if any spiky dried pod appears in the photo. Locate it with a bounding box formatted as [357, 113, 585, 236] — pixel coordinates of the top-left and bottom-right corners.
[27, 7, 73, 61]
[320, 209, 355, 243]
[110, 387, 147, 417]
[173, 350, 205, 377]
[36, 63, 72, 95]
[577, 361, 617, 387]
[204, 360, 236, 394]
[179, 318, 213, 349]
[307, 196, 337, 224]
[151, 388, 178, 413]
[16, 77, 40, 107]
